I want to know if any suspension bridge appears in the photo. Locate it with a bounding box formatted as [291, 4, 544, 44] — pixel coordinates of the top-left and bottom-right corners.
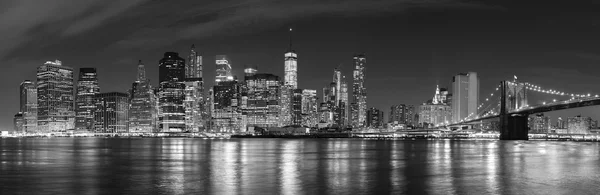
[443, 77, 600, 140]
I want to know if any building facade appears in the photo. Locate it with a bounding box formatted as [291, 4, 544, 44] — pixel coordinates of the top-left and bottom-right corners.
[215, 55, 233, 84]
[14, 113, 24, 133]
[93, 92, 129, 133]
[567, 115, 591, 134]
[129, 60, 157, 133]
[419, 86, 452, 128]
[212, 81, 242, 132]
[158, 52, 186, 132]
[20, 80, 37, 133]
[75, 68, 100, 131]
[451, 72, 479, 123]
[37, 60, 75, 132]
[351, 54, 367, 128]
[300, 89, 318, 128]
[528, 113, 550, 133]
[183, 45, 205, 132]
[241, 73, 281, 129]
[366, 107, 384, 128]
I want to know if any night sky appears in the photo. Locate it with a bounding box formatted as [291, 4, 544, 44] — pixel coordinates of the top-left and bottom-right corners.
[1, 0, 600, 130]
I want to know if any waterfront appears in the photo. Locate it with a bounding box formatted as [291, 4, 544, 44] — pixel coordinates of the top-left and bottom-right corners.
[1, 138, 600, 194]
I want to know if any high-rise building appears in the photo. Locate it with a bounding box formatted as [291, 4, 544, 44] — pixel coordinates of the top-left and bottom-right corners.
[292, 89, 303, 126]
[404, 105, 415, 126]
[37, 60, 75, 132]
[241, 73, 281, 129]
[300, 89, 318, 128]
[184, 45, 205, 132]
[419, 85, 452, 128]
[93, 92, 129, 133]
[14, 112, 24, 133]
[351, 54, 367, 128]
[389, 104, 406, 123]
[215, 55, 233, 85]
[129, 60, 158, 133]
[158, 52, 186, 132]
[284, 28, 298, 89]
[556, 117, 565, 129]
[366, 107, 384, 128]
[186, 44, 202, 79]
[75, 68, 100, 131]
[20, 80, 37, 133]
[528, 113, 550, 134]
[279, 86, 293, 126]
[567, 115, 591, 134]
[451, 72, 479, 123]
[212, 80, 242, 132]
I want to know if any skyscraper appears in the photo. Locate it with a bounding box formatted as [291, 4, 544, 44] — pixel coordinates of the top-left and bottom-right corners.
[351, 54, 367, 128]
[75, 68, 100, 131]
[366, 107, 383, 128]
[215, 55, 233, 84]
[37, 60, 74, 132]
[158, 52, 186, 132]
[300, 89, 318, 128]
[241, 73, 281, 129]
[20, 80, 37, 133]
[284, 28, 298, 89]
[129, 60, 157, 133]
[212, 80, 242, 132]
[93, 92, 129, 133]
[419, 85, 452, 128]
[14, 113, 24, 133]
[389, 104, 406, 123]
[184, 45, 205, 132]
[451, 72, 479, 123]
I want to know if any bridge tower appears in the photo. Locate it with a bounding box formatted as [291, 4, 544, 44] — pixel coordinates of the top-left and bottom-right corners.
[499, 80, 529, 140]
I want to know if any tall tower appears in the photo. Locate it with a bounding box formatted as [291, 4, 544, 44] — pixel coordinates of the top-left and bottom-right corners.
[284, 28, 298, 89]
[215, 55, 233, 84]
[75, 68, 100, 131]
[184, 44, 205, 132]
[451, 72, 479, 122]
[351, 54, 367, 128]
[20, 80, 37, 133]
[37, 60, 75, 132]
[158, 52, 186, 132]
[129, 60, 157, 133]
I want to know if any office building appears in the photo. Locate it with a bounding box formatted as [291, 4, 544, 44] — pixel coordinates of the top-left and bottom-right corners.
[20, 80, 37, 133]
[184, 45, 205, 132]
[37, 60, 75, 132]
[93, 92, 129, 133]
[215, 55, 233, 84]
[75, 68, 100, 131]
[241, 73, 281, 129]
[158, 52, 186, 132]
[567, 115, 591, 134]
[419, 85, 452, 128]
[212, 80, 242, 132]
[284, 28, 298, 89]
[301, 89, 318, 127]
[129, 60, 158, 133]
[528, 113, 550, 133]
[389, 104, 405, 124]
[351, 54, 367, 128]
[366, 107, 384, 128]
[14, 113, 24, 133]
[451, 72, 479, 123]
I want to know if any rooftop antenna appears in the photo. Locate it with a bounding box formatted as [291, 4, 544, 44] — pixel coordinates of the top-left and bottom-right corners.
[288, 27, 293, 52]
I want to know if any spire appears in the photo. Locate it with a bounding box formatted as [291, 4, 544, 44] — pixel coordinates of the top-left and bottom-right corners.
[288, 27, 293, 52]
[137, 60, 146, 81]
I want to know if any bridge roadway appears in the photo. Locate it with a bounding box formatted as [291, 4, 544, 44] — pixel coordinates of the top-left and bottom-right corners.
[452, 96, 600, 126]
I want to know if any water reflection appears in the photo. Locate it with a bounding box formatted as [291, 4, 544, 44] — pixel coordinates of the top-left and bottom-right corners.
[1, 138, 600, 194]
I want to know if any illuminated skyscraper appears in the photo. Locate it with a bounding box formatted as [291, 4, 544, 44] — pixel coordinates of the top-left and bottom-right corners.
[129, 60, 157, 133]
[14, 113, 24, 133]
[37, 60, 75, 132]
[419, 85, 452, 128]
[300, 89, 319, 127]
[75, 68, 100, 131]
[212, 80, 242, 132]
[351, 54, 367, 128]
[451, 72, 479, 123]
[184, 45, 205, 132]
[284, 28, 298, 89]
[186, 44, 202, 79]
[93, 92, 129, 133]
[215, 55, 233, 85]
[241, 73, 281, 129]
[20, 80, 37, 133]
[366, 107, 384, 128]
[158, 52, 186, 132]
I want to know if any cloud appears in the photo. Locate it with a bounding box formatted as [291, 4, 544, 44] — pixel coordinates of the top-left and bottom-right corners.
[0, 0, 147, 60]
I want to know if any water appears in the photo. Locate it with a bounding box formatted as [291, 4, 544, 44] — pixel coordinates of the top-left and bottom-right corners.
[1, 138, 599, 195]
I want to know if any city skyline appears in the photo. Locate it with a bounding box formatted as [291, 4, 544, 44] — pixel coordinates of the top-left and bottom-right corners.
[2, 0, 600, 129]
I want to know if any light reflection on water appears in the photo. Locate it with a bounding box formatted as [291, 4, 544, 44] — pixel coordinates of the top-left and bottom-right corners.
[1, 138, 600, 194]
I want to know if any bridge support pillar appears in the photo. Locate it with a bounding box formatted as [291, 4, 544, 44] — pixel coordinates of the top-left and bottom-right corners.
[500, 114, 529, 140]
